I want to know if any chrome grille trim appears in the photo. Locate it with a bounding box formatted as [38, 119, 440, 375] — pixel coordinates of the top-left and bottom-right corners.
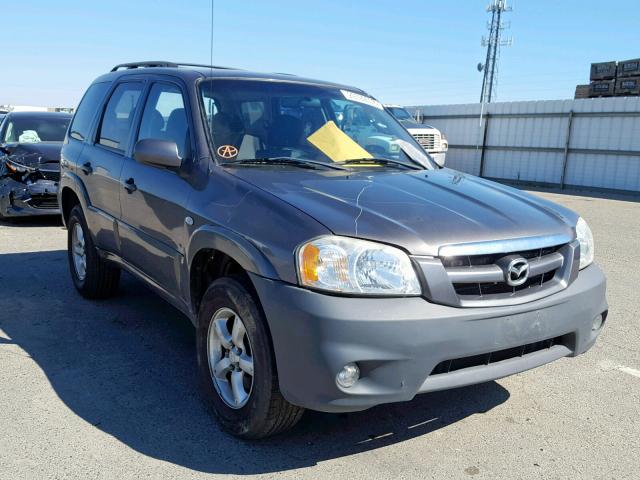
[438, 233, 574, 257]
[446, 251, 564, 284]
[413, 240, 580, 308]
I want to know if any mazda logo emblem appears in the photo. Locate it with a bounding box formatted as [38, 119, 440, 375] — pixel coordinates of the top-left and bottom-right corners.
[505, 257, 530, 286]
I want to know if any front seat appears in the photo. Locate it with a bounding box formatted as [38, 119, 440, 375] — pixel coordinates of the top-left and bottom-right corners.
[267, 114, 303, 152]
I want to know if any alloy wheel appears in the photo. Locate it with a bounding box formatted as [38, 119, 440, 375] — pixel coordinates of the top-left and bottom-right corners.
[207, 307, 254, 409]
[71, 222, 87, 281]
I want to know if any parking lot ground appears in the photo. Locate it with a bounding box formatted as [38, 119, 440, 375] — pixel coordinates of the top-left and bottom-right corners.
[0, 189, 639, 480]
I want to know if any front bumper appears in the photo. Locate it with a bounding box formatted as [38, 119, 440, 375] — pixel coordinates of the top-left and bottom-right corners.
[0, 178, 60, 217]
[249, 264, 607, 413]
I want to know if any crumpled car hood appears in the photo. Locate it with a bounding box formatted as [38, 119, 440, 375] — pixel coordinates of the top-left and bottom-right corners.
[6, 142, 62, 168]
[226, 167, 578, 256]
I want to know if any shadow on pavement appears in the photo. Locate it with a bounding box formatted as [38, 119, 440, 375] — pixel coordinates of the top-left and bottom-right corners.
[0, 215, 63, 228]
[0, 249, 510, 475]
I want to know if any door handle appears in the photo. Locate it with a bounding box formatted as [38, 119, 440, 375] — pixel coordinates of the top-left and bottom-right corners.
[124, 177, 137, 193]
[80, 162, 93, 175]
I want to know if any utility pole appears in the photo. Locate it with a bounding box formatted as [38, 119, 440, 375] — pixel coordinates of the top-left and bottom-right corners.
[479, 0, 513, 104]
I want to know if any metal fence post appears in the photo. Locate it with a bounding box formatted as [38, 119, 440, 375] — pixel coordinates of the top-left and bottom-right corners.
[479, 114, 490, 177]
[559, 110, 574, 189]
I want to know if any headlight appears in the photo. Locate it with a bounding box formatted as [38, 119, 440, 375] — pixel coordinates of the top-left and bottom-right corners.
[297, 236, 421, 295]
[440, 133, 448, 151]
[5, 159, 32, 174]
[576, 217, 594, 269]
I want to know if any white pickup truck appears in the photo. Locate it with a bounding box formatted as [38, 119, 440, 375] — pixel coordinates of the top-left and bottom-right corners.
[384, 105, 448, 166]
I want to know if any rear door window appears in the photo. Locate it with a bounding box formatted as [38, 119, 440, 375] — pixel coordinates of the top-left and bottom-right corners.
[97, 82, 144, 152]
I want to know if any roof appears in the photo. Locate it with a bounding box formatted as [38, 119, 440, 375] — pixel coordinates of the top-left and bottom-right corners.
[94, 61, 364, 93]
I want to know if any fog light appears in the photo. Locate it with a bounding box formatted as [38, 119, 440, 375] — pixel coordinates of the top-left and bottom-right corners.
[592, 314, 604, 331]
[336, 363, 360, 388]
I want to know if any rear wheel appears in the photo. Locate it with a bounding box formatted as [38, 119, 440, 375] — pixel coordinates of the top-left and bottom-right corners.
[196, 277, 304, 438]
[67, 205, 120, 299]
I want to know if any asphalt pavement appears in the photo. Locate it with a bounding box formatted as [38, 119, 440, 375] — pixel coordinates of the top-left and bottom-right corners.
[0, 188, 638, 480]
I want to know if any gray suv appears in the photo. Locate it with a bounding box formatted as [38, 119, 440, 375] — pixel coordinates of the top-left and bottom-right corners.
[59, 61, 607, 438]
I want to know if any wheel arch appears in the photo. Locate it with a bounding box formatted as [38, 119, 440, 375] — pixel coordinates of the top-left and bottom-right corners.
[187, 225, 279, 317]
[59, 172, 91, 228]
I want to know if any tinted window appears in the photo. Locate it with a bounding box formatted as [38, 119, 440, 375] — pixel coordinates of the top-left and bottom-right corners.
[3, 115, 71, 143]
[69, 82, 110, 141]
[97, 82, 143, 152]
[138, 83, 189, 159]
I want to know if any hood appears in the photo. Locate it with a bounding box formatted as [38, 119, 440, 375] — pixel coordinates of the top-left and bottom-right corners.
[398, 118, 437, 130]
[6, 142, 62, 169]
[226, 167, 578, 256]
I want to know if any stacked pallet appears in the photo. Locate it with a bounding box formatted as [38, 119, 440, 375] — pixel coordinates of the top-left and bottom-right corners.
[579, 59, 640, 98]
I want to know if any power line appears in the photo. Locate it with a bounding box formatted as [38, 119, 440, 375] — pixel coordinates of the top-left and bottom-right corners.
[479, 0, 513, 104]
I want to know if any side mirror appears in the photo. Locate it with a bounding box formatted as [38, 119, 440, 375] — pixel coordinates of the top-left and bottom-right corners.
[133, 139, 182, 169]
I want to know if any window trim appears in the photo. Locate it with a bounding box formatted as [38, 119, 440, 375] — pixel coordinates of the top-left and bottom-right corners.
[94, 80, 147, 156]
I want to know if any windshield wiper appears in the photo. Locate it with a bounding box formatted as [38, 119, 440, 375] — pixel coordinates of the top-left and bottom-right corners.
[221, 157, 347, 171]
[338, 157, 423, 170]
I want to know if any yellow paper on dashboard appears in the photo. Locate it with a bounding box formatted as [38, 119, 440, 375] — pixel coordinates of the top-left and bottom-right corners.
[306, 121, 372, 162]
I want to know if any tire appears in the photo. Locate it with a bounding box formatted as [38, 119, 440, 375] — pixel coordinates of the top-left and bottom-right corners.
[67, 204, 120, 299]
[196, 277, 304, 439]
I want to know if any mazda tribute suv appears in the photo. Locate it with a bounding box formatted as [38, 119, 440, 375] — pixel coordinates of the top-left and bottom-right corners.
[59, 61, 607, 438]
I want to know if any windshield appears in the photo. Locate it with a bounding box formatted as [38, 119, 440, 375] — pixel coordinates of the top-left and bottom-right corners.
[387, 107, 413, 121]
[199, 79, 432, 169]
[3, 116, 70, 143]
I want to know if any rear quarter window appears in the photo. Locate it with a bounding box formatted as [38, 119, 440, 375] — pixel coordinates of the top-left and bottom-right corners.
[69, 82, 111, 141]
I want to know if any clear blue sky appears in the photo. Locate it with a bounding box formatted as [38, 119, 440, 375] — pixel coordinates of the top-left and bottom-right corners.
[3, 0, 639, 108]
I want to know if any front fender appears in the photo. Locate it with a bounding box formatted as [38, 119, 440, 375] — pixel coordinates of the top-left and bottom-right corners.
[187, 225, 279, 280]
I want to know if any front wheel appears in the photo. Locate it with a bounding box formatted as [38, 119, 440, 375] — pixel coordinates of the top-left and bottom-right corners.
[196, 277, 304, 438]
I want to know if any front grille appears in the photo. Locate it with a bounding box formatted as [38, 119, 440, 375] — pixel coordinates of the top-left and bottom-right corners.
[453, 270, 557, 296]
[414, 237, 578, 307]
[412, 132, 441, 151]
[444, 245, 563, 299]
[39, 170, 60, 182]
[441, 246, 559, 268]
[29, 196, 59, 209]
[430, 335, 567, 376]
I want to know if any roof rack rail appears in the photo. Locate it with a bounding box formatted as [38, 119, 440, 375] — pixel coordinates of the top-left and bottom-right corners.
[111, 61, 178, 72]
[110, 61, 239, 72]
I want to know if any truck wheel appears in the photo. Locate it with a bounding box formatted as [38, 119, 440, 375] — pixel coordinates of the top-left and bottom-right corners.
[67, 205, 120, 299]
[196, 277, 304, 439]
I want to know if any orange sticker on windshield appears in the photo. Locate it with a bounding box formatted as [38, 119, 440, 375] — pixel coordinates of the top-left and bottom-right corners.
[217, 145, 238, 159]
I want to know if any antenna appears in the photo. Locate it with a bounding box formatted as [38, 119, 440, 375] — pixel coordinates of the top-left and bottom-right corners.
[209, 0, 214, 70]
[208, 0, 215, 139]
[479, 0, 513, 104]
